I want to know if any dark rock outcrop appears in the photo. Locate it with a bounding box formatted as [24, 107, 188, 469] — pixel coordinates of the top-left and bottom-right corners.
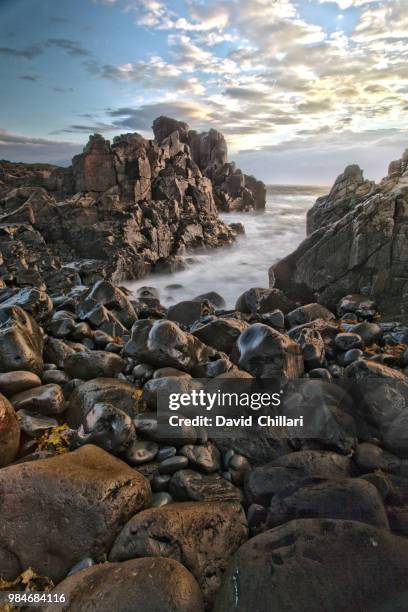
[271, 149, 408, 322]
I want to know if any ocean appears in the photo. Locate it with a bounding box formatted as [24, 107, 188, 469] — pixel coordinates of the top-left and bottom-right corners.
[125, 185, 327, 308]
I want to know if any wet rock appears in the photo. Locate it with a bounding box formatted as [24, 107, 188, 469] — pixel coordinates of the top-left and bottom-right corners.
[153, 367, 191, 378]
[17, 409, 58, 438]
[10, 383, 65, 416]
[157, 446, 177, 462]
[152, 491, 173, 507]
[334, 332, 364, 351]
[64, 350, 126, 380]
[228, 453, 251, 486]
[142, 376, 202, 410]
[338, 348, 363, 365]
[42, 369, 70, 385]
[0, 287, 53, 322]
[354, 442, 401, 474]
[44, 337, 89, 369]
[348, 321, 383, 345]
[124, 319, 217, 373]
[244, 450, 352, 506]
[110, 501, 247, 607]
[338, 294, 377, 317]
[192, 318, 248, 354]
[169, 469, 242, 502]
[66, 378, 143, 429]
[75, 402, 136, 455]
[125, 440, 158, 466]
[42, 557, 203, 612]
[134, 410, 197, 447]
[0, 392, 20, 467]
[193, 291, 226, 309]
[168, 299, 214, 327]
[214, 519, 408, 612]
[294, 327, 325, 370]
[235, 287, 294, 315]
[180, 442, 221, 474]
[237, 323, 304, 379]
[85, 280, 137, 328]
[0, 371, 42, 397]
[158, 455, 189, 474]
[267, 477, 389, 529]
[345, 358, 407, 381]
[0, 306, 44, 374]
[0, 445, 151, 581]
[261, 309, 285, 329]
[152, 473, 171, 492]
[286, 303, 335, 328]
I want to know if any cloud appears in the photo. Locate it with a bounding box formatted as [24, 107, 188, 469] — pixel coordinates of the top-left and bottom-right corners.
[0, 45, 43, 59]
[0, 130, 82, 166]
[19, 75, 39, 82]
[46, 38, 91, 57]
[107, 100, 212, 132]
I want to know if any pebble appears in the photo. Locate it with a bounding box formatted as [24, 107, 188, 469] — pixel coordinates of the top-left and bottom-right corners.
[152, 473, 171, 492]
[157, 446, 177, 462]
[334, 332, 364, 351]
[338, 348, 364, 366]
[158, 455, 189, 475]
[151, 492, 173, 507]
[17, 409, 58, 438]
[125, 440, 159, 466]
[308, 368, 332, 381]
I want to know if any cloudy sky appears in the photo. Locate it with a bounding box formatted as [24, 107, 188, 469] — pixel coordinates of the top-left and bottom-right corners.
[0, 0, 407, 184]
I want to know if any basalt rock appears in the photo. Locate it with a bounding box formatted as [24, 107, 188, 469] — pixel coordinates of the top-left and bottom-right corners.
[271, 149, 408, 322]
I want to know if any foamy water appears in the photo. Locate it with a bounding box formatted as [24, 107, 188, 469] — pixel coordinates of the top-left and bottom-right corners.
[125, 185, 327, 308]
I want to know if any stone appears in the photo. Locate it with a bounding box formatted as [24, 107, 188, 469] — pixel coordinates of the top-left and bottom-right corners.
[193, 291, 226, 309]
[124, 319, 217, 373]
[0, 392, 20, 467]
[10, 384, 65, 416]
[267, 477, 389, 529]
[152, 491, 173, 506]
[0, 371, 42, 397]
[354, 442, 401, 474]
[0, 306, 44, 374]
[237, 323, 304, 379]
[142, 376, 202, 410]
[192, 318, 248, 354]
[235, 287, 294, 315]
[286, 303, 335, 328]
[66, 378, 143, 429]
[16, 409, 58, 438]
[215, 519, 408, 612]
[134, 411, 197, 447]
[0, 445, 151, 581]
[110, 501, 248, 607]
[0, 286, 53, 322]
[42, 558, 204, 612]
[334, 332, 364, 351]
[294, 327, 325, 370]
[244, 450, 352, 506]
[64, 350, 126, 380]
[125, 440, 159, 466]
[158, 455, 189, 474]
[179, 442, 221, 473]
[348, 321, 383, 345]
[42, 369, 70, 385]
[75, 402, 136, 455]
[167, 299, 214, 327]
[169, 469, 242, 503]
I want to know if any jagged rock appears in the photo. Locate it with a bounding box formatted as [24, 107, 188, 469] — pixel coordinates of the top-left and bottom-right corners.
[0, 287, 53, 322]
[0, 392, 20, 467]
[214, 519, 408, 612]
[42, 558, 204, 612]
[109, 501, 248, 607]
[0, 445, 151, 582]
[169, 469, 242, 503]
[0, 306, 44, 374]
[272, 150, 408, 321]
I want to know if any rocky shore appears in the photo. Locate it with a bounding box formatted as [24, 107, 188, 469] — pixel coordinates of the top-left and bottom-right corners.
[0, 146, 408, 611]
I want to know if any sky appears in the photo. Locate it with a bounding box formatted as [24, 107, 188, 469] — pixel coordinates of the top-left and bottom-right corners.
[0, 0, 407, 185]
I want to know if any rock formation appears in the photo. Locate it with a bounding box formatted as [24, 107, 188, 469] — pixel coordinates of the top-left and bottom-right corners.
[271, 149, 408, 322]
[0, 116, 265, 294]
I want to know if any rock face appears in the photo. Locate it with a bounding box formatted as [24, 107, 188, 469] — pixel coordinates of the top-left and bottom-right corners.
[0, 117, 265, 293]
[0, 445, 151, 581]
[271, 149, 408, 322]
[43, 558, 204, 612]
[214, 519, 408, 612]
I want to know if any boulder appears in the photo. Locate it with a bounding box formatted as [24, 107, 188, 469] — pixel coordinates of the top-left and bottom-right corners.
[214, 519, 408, 612]
[286, 303, 335, 328]
[267, 477, 389, 529]
[192, 318, 248, 354]
[169, 469, 242, 503]
[75, 402, 136, 454]
[110, 501, 248, 606]
[0, 392, 20, 467]
[235, 287, 294, 315]
[42, 558, 204, 612]
[167, 299, 214, 327]
[0, 445, 151, 581]
[237, 323, 304, 379]
[66, 378, 142, 429]
[10, 383, 65, 416]
[124, 319, 217, 373]
[0, 370, 42, 397]
[0, 306, 44, 374]
[64, 351, 126, 380]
